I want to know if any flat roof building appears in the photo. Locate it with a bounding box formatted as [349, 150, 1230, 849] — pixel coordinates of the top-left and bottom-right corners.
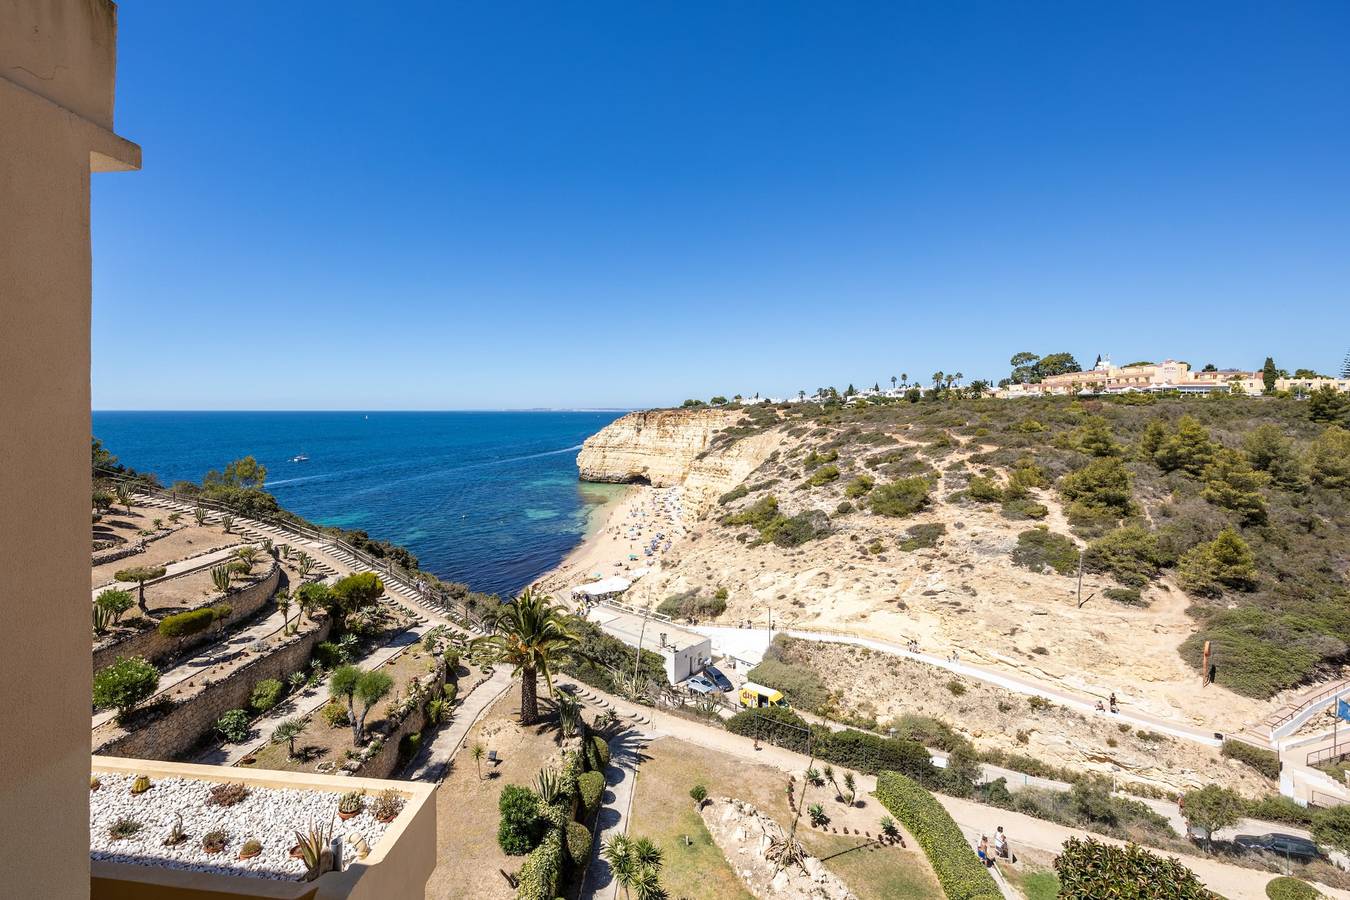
[587, 604, 713, 684]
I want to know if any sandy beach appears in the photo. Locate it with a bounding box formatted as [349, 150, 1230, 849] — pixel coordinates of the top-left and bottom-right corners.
[536, 483, 686, 605]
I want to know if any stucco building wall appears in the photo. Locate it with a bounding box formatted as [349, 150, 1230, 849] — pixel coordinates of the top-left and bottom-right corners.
[0, 2, 139, 894]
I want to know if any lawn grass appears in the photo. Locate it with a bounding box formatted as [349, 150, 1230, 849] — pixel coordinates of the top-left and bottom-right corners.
[800, 832, 943, 900]
[1003, 863, 1061, 900]
[627, 737, 940, 900]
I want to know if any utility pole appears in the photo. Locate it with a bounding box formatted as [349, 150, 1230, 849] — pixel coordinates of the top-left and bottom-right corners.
[633, 603, 650, 687]
[1076, 550, 1095, 609]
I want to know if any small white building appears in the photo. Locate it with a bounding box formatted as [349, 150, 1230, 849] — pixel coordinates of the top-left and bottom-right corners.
[587, 604, 712, 684]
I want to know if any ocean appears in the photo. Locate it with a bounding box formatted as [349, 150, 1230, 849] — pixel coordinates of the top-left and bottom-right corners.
[91, 411, 627, 597]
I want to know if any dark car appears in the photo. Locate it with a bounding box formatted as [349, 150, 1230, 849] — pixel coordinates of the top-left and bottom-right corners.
[1234, 833, 1321, 861]
[704, 665, 734, 692]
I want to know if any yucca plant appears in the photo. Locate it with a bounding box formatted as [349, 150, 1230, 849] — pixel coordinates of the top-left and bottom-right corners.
[235, 545, 260, 571]
[114, 483, 133, 513]
[261, 537, 274, 555]
[278, 543, 292, 560]
[211, 564, 231, 594]
[221, 514, 235, 533]
[193, 505, 206, 526]
[293, 819, 333, 882]
[297, 553, 315, 581]
[168, 512, 182, 525]
[272, 718, 306, 759]
[152, 517, 164, 530]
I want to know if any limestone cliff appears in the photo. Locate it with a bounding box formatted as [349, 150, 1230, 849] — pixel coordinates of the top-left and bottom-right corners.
[576, 409, 779, 516]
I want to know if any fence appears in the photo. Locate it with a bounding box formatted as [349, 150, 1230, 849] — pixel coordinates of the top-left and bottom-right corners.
[95, 468, 496, 633]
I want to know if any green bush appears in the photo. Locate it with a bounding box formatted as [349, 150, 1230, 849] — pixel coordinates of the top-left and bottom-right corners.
[92, 656, 160, 716]
[874, 772, 1001, 900]
[655, 592, 728, 621]
[157, 607, 216, 639]
[1000, 498, 1048, 520]
[563, 821, 592, 866]
[321, 700, 350, 727]
[844, 474, 874, 498]
[514, 826, 563, 900]
[1054, 836, 1217, 899]
[578, 770, 604, 820]
[1222, 739, 1280, 781]
[1011, 527, 1079, 576]
[1177, 528, 1257, 596]
[806, 464, 840, 487]
[870, 477, 931, 517]
[497, 784, 544, 856]
[312, 641, 342, 670]
[250, 678, 284, 713]
[1104, 587, 1145, 606]
[215, 709, 251, 743]
[725, 706, 811, 752]
[745, 658, 828, 711]
[591, 734, 611, 770]
[1084, 526, 1163, 588]
[965, 475, 1004, 503]
[560, 617, 668, 695]
[1265, 876, 1321, 900]
[1058, 457, 1135, 518]
[717, 484, 749, 506]
[727, 708, 934, 779]
[1245, 794, 1313, 827]
[898, 523, 946, 551]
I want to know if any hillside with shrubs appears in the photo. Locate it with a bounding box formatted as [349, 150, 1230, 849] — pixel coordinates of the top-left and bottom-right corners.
[622, 390, 1350, 726]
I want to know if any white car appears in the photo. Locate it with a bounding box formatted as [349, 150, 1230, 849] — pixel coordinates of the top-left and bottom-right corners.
[686, 674, 718, 695]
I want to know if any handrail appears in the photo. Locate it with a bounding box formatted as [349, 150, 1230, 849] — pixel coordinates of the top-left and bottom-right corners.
[1269, 680, 1350, 731]
[96, 468, 494, 633]
[1306, 741, 1350, 767]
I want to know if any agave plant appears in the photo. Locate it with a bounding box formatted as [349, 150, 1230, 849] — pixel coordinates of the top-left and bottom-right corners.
[557, 693, 582, 738]
[293, 819, 333, 882]
[221, 514, 235, 534]
[210, 564, 231, 594]
[92, 603, 112, 636]
[297, 553, 315, 581]
[534, 767, 564, 805]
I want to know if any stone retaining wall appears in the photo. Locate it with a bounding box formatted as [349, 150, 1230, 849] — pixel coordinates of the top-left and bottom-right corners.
[90, 524, 179, 566]
[94, 615, 331, 761]
[92, 562, 279, 672]
[351, 660, 447, 780]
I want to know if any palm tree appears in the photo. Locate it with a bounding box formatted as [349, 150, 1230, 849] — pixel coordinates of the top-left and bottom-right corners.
[890, 375, 897, 391]
[272, 718, 305, 759]
[481, 587, 576, 725]
[276, 588, 292, 633]
[471, 742, 486, 782]
[900, 372, 908, 388]
[602, 835, 637, 899]
[602, 834, 667, 900]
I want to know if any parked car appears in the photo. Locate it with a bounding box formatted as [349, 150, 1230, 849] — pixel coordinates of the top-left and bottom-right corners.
[704, 665, 734, 692]
[1234, 833, 1321, 861]
[685, 674, 718, 695]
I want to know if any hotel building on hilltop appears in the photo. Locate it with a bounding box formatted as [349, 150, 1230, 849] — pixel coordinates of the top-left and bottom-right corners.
[997, 357, 1350, 398]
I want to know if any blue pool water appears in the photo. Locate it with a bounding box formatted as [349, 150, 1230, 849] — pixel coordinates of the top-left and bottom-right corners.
[91, 411, 627, 597]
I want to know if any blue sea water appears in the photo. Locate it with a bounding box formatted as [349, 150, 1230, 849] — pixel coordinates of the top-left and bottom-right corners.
[91, 411, 627, 597]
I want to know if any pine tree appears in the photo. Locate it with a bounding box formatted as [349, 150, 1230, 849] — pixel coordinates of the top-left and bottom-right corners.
[1153, 416, 1216, 475]
[1200, 449, 1269, 524]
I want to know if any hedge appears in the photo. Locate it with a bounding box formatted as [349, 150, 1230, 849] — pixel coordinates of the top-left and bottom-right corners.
[591, 734, 611, 770]
[1222, 739, 1281, 781]
[157, 607, 216, 638]
[1266, 876, 1321, 900]
[1054, 837, 1217, 899]
[578, 771, 604, 821]
[726, 709, 935, 779]
[515, 827, 563, 900]
[875, 772, 1001, 900]
[564, 821, 592, 866]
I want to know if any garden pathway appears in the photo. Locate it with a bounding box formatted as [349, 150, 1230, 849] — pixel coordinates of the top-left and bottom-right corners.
[403, 665, 515, 782]
[551, 680, 1346, 900]
[91, 544, 244, 597]
[197, 622, 431, 765]
[578, 730, 651, 900]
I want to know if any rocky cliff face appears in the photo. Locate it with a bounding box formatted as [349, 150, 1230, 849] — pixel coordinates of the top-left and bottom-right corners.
[576, 409, 779, 516]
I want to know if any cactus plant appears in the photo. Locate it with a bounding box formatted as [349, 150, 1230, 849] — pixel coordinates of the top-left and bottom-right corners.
[238, 838, 263, 859]
[211, 564, 231, 594]
[201, 830, 228, 854]
[108, 817, 142, 840]
[337, 789, 365, 820]
[90, 775, 101, 792]
[372, 788, 405, 823]
[221, 514, 235, 533]
[163, 814, 187, 847]
[193, 505, 206, 526]
[130, 774, 151, 795]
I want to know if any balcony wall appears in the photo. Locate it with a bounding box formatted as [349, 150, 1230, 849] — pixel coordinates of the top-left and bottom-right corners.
[90, 757, 437, 900]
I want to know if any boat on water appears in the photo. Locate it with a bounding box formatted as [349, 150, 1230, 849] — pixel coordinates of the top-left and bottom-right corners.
[289, 453, 309, 462]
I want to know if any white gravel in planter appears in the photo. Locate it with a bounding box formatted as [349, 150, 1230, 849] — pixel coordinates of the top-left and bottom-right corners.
[90, 772, 393, 880]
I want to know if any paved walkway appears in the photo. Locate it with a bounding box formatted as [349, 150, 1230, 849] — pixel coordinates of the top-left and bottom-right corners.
[92, 543, 244, 598]
[404, 666, 515, 782]
[553, 679, 1348, 900]
[578, 730, 651, 900]
[778, 627, 1222, 746]
[197, 623, 431, 765]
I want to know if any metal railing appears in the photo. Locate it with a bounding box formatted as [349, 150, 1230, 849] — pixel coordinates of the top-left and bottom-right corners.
[95, 468, 494, 633]
[1267, 680, 1350, 733]
[1306, 741, 1350, 768]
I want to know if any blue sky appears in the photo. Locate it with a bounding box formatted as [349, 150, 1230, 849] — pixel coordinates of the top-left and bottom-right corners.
[92, 2, 1350, 409]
